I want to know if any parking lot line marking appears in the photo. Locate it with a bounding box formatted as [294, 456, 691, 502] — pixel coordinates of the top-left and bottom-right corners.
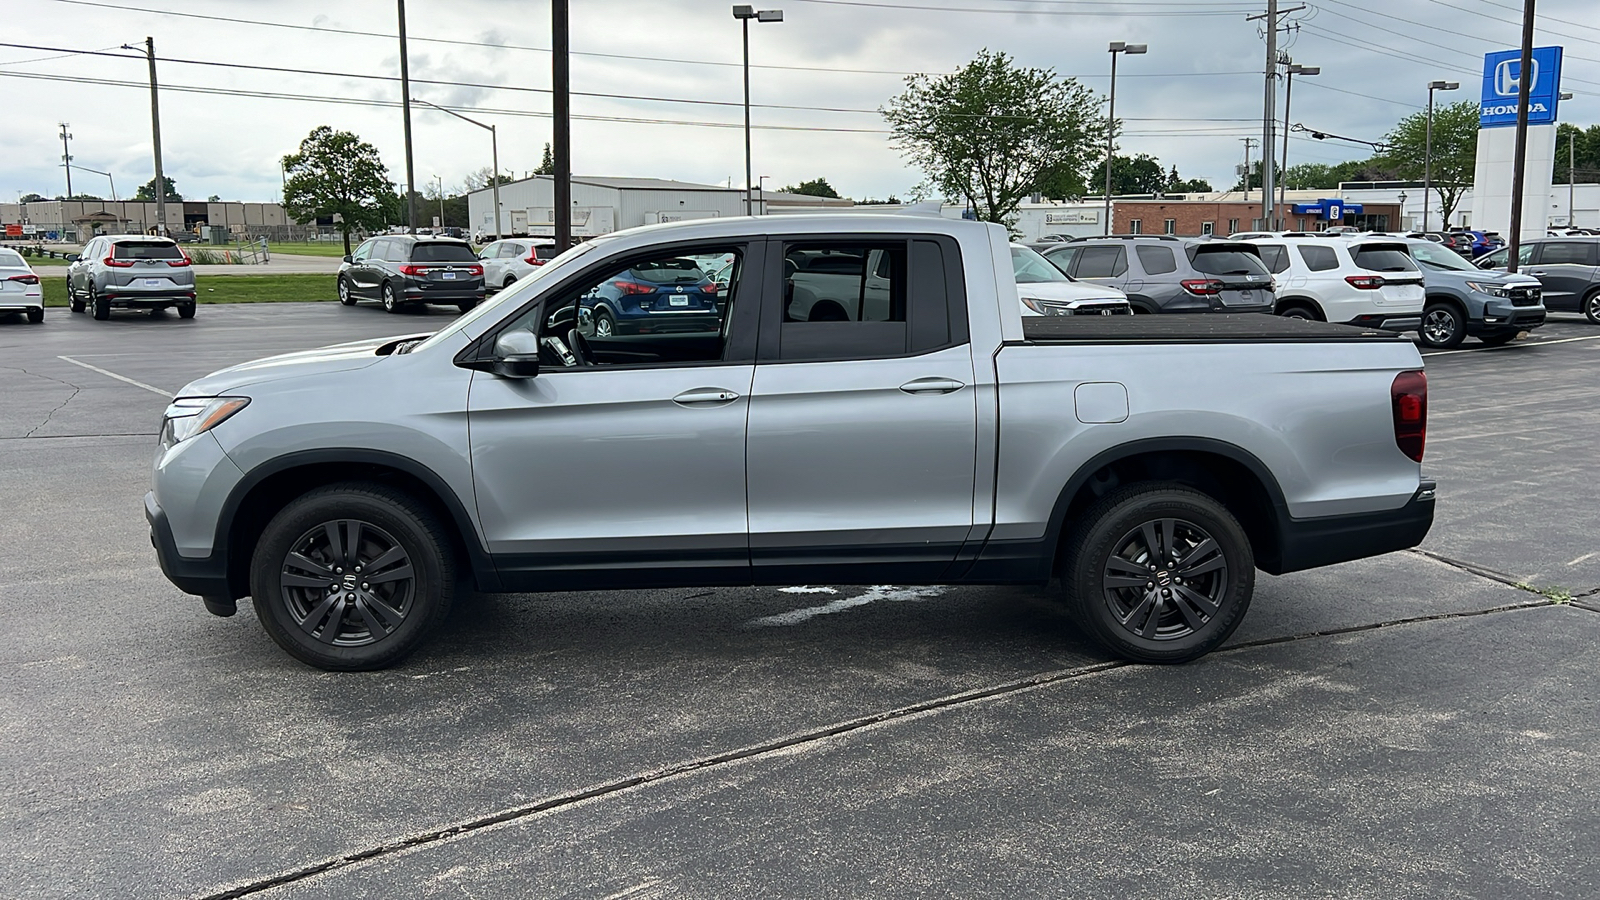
[56, 356, 174, 398]
[1568, 552, 1597, 567]
[1422, 334, 1600, 357]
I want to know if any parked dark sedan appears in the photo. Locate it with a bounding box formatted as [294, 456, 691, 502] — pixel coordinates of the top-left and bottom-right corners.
[338, 235, 485, 313]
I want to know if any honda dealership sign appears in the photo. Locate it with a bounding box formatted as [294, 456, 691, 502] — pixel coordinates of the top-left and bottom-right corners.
[1479, 46, 1563, 128]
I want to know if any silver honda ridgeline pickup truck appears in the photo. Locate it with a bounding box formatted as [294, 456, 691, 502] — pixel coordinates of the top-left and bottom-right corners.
[147, 215, 1434, 671]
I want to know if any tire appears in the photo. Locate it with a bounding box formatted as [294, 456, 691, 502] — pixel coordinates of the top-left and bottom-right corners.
[1060, 484, 1255, 664]
[91, 287, 110, 321]
[456, 299, 477, 314]
[337, 277, 356, 306]
[1585, 289, 1600, 325]
[27, 307, 44, 324]
[178, 301, 196, 319]
[1418, 303, 1465, 349]
[594, 310, 615, 337]
[1277, 303, 1317, 321]
[503, 276, 517, 291]
[67, 283, 85, 313]
[381, 282, 401, 314]
[249, 483, 455, 671]
[1478, 331, 1518, 346]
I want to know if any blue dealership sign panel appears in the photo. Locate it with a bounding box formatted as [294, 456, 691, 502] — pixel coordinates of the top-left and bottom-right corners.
[1480, 46, 1563, 128]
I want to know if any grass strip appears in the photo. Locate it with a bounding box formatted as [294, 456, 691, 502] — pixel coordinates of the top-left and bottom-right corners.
[42, 273, 336, 307]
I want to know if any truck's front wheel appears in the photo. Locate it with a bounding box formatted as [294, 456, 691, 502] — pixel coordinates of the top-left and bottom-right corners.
[1061, 484, 1254, 663]
[249, 483, 454, 671]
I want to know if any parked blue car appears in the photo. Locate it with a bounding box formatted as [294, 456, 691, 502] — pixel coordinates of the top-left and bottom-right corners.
[1452, 229, 1505, 259]
[580, 258, 721, 336]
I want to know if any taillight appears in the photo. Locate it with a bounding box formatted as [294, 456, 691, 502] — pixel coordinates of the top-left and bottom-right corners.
[466, 264, 483, 276]
[700, 283, 717, 293]
[1346, 275, 1385, 290]
[7, 274, 40, 284]
[524, 253, 546, 265]
[398, 264, 424, 276]
[1391, 370, 1427, 463]
[1180, 279, 1223, 295]
[167, 253, 191, 267]
[614, 281, 654, 295]
[104, 256, 134, 268]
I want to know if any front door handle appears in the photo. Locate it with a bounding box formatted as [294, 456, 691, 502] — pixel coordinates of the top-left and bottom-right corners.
[1527, 270, 1546, 276]
[673, 387, 741, 406]
[899, 377, 965, 395]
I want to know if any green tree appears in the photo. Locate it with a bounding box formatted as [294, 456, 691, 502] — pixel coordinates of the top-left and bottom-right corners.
[19, 192, 46, 203]
[133, 176, 181, 202]
[281, 126, 395, 255]
[882, 49, 1104, 224]
[781, 177, 841, 198]
[1086, 153, 1166, 195]
[1553, 123, 1600, 184]
[1166, 165, 1212, 193]
[534, 142, 555, 176]
[207, 194, 221, 202]
[463, 167, 515, 192]
[1379, 100, 1478, 226]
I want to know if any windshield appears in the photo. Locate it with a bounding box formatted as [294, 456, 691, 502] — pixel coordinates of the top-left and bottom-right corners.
[1408, 241, 1475, 272]
[409, 240, 603, 354]
[1012, 246, 1071, 283]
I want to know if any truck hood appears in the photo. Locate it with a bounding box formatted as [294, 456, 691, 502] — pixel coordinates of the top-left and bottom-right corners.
[1425, 267, 1541, 288]
[176, 332, 431, 398]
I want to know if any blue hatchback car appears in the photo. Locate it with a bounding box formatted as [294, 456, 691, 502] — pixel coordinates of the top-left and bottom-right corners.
[1452, 230, 1505, 259]
[581, 258, 721, 336]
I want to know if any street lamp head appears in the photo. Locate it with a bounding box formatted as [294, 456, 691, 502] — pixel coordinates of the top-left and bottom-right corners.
[1398, 192, 1407, 204]
[756, 9, 783, 21]
[732, 5, 754, 18]
[1125, 43, 1148, 54]
[1288, 65, 1320, 76]
[1560, 92, 1574, 100]
[1109, 42, 1147, 54]
[1428, 80, 1459, 91]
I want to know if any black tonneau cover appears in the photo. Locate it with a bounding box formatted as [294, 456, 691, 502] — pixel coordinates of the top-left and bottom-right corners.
[1020, 313, 1408, 344]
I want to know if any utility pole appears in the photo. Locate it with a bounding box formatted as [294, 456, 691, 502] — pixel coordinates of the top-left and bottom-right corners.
[553, 0, 572, 251]
[397, 0, 418, 235]
[1506, 0, 1535, 274]
[120, 38, 167, 234]
[1240, 137, 1257, 202]
[1247, 2, 1303, 229]
[58, 123, 72, 197]
[1571, 129, 1577, 227]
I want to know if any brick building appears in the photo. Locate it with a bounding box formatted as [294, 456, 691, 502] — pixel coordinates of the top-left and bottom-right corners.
[1112, 199, 1402, 237]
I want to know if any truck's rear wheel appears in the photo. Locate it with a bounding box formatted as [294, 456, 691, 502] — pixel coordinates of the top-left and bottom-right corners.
[249, 483, 454, 671]
[1060, 484, 1254, 663]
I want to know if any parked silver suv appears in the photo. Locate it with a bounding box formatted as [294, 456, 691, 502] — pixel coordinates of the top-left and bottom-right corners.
[66, 235, 197, 320]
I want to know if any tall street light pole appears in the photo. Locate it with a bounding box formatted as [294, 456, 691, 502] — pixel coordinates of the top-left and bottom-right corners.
[1506, 0, 1535, 274]
[120, 38, 166, 235]
[58, 123, 73, 197]
[1279, 63, 1318, 219]
[1104, 41, 1146, 236]
[1423, 80, 1459, 232]
[414, 99, 503, 241]
[553, 0, 572, 251]
[397, 0, 418, 235]
[734, 6, 783, 217]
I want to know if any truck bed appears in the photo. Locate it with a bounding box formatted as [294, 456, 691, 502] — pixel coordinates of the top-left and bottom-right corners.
[1020, 313, 1410, 344]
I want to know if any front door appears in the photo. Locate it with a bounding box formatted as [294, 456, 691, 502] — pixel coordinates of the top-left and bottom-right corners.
[1530, 241, 1599, 312]
[746, 237, 978, 582]
[466, 240, 763, 589]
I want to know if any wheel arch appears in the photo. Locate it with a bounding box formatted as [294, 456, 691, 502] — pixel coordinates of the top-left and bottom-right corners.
[218, 449, 498, 599]
[1042, 438, 1290, 578]
[1275, 296, 1326, 320]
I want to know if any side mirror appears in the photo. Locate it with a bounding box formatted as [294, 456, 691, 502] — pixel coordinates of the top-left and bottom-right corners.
[491, 331, 541, 379]
[66, 254, 80, 262]
[342, 254, 353, 264]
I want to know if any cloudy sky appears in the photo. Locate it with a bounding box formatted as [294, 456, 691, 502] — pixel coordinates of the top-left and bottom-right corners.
[2, 0, 1597, 204]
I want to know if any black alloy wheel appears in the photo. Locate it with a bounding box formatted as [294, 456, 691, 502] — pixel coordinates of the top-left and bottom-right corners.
[251, 484, 454, 671]
[1061, 484, 1254, 663]
[1419, 304, 1465, 349]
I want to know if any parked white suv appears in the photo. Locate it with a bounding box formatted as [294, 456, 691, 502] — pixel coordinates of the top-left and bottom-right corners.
[477, 238, 558, 293]
[1243, 235, 1424, 332]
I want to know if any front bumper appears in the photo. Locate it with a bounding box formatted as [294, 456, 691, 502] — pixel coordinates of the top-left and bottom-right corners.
[1270, 480, 1435, 575]
[1468, 306, 1546, 335]
[146, 491, 235, 612]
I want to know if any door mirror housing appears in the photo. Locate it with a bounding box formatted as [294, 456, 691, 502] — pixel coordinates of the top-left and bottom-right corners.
[490, 330, 541, 378]
[343, 254, 353, 264]
[66, 254, 80, 262]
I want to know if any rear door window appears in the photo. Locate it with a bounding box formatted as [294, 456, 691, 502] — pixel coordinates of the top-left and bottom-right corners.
[1352, 244, 1420, 273]
[411, 242, 478, 262]
[1537, 242, 1597, 265]
[1135, 245, 1177, 275]
[112, 241, 182, 260]
[1255, 244, 1290, 274]
[1297, 245, 1339, 272]
[1041, 246, 1078, 274]
[1190, 247, 1269, 277]
[1075, 246, 1127, 278]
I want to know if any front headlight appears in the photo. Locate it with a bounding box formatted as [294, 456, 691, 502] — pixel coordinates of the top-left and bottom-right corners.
[1464, 281, 1513, 298]
[1022, 297, 1104, 315]
[161, 396, 249, 447]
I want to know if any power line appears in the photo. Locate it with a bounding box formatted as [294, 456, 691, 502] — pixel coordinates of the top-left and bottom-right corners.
[789, 0, 1258, 13]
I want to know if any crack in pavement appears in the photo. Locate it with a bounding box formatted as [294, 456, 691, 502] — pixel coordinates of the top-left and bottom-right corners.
[193, 597, 1567, 900]
[1408, 547, 1600, 601]
[1, 364, 84, 438]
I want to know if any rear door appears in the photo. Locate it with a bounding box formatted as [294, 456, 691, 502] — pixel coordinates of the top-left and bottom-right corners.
[1070, 245, 1128, 293]
[746, 235, 977, 581]
[1529, 241, 1599, 312]
[1350, 242, 1425, 311]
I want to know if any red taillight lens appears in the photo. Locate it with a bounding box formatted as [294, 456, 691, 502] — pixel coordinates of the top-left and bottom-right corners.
[614, 281, 654, 295]
[104, 256, 134, 268]
[398, 264, 424, 276]
[700, 283, 718, 293]
[524, 253, 546, 265]
[167, 254, 191, 267]
[7, 274, 40, 284]
[1391, 370, 1427, 463]
[466, 264, 483, 276]
[1346, 275, 1385, 290]
[1180, 278, 1223, 296]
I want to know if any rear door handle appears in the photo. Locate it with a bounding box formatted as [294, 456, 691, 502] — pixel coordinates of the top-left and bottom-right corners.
[899, 377, 965, 395]
[673, 388, 741, 406]
[1527, 271, 1546, 276]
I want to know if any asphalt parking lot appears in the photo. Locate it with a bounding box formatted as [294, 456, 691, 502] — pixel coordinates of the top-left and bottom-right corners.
[3, 303, 1599, 899]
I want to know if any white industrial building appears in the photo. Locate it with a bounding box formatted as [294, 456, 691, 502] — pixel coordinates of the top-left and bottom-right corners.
[468, 175, 784, 240]
[0, 199, 292, 242]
